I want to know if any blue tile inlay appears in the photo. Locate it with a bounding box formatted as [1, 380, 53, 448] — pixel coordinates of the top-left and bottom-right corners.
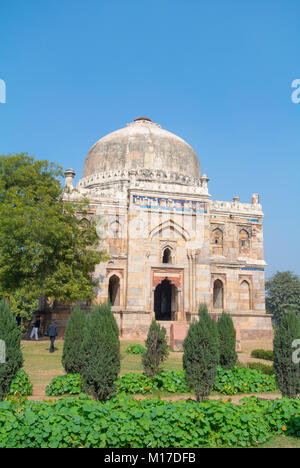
[242, 267, 264, 271]
[133, 195, 207, 214]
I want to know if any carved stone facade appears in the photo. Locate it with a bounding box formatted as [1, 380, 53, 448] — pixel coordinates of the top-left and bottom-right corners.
[62, 118, 272, 341]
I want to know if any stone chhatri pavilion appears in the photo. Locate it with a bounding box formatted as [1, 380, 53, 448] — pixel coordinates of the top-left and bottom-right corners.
[62, 117, 272, 343]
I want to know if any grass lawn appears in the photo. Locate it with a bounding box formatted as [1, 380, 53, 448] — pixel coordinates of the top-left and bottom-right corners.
[22, 339, 183, 398]
[22, 339, 65, 399]
[257, 435, 300, 448]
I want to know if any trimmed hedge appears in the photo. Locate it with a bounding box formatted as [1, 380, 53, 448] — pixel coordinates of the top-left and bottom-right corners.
[125, 344, 146, 355]
[0, 396, 299, 448]
[46, 367, 277, 397]
[251, 349, 274, 361]
[247, 362, 274, 376]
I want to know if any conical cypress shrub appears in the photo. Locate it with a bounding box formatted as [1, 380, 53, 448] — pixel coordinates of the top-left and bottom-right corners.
[183, 303, 219, 401]
[273, 310, 300, 398]
[80, 302, 120, 400]
[142, 320, 169, 378]
[62, 303, 86, 374]
[217, 312, 237, 369]
[0, 299, 23, 400]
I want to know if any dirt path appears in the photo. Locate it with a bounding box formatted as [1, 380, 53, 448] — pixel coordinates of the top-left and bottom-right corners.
[131, 392, 282, 404]
[28, 393, 282, 403]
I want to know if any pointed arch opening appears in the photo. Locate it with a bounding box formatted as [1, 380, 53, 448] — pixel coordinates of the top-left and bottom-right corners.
[108, 275, 120, 307]
[239, 229, 250, 255]
[162, 247, 172, 264]
[213, 279, 224, 309]
[240, 280, 251, 310]
[211, 228, 224, 255]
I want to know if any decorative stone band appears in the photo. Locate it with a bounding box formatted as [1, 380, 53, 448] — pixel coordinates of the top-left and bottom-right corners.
[133, 195, 207, 214]
[77, 169, 209, 191]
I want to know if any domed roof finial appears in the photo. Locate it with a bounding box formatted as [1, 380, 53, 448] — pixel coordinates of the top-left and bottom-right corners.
[134, 117, 152, 122]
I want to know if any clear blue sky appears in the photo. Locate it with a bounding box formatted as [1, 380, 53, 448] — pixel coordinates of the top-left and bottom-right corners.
[1, 0, 300, 278]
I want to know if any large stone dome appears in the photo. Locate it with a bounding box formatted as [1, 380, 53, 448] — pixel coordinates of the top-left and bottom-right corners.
[83, 118, 201, 178]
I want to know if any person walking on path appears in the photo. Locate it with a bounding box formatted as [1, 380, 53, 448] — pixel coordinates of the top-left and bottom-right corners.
[48, 320, 59, 353]
[30, 316, 41, 341]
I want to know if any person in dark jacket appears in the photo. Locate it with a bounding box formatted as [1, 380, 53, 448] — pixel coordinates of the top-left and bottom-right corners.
[48, 320, 58, 353]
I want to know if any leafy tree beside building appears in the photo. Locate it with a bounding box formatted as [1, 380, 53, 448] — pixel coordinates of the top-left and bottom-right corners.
[266, 271, 300, 324]
[0, 154, 107, 320]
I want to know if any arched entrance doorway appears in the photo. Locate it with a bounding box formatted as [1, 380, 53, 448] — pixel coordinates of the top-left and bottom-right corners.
[154, 278, 178, 321]
[108, 275, 120, 306]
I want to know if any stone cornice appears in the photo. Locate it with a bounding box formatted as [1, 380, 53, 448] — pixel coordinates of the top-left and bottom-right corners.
[210, 200, 263, 217]
[77, 169, 209, 191]
[210, 259, 267, 268]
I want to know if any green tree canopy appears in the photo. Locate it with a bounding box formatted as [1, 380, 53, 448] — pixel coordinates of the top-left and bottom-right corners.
[0, 154, 107, 319]
[266, 271, 300, 324]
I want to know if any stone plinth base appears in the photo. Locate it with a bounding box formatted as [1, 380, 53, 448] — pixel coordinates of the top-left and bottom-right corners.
[45, 306, 273, 347]
[114, 311, 153, 340]
[170, 323, 187, 351]
[231, 314, 273, 341]
[235, 325, 242, 351]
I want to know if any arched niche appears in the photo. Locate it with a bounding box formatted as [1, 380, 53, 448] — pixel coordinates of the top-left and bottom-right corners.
[211, 228, 224, 255]
[162, 247, 172, 264]
[108, 274, 120, 307]
[239, 229, 250, 255]
[239, 280, 251, 310]
[213, 279, 224, 309]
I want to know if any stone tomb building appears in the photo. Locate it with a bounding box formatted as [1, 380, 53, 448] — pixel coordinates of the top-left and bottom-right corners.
[63, 117, 272, 342]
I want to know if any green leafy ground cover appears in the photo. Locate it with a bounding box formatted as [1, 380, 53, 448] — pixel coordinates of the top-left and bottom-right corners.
[46, 367, 277, 397]
[46, 374, 83, 396]
[0, 396, 299, 448]
[9, 370, 32, 397]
